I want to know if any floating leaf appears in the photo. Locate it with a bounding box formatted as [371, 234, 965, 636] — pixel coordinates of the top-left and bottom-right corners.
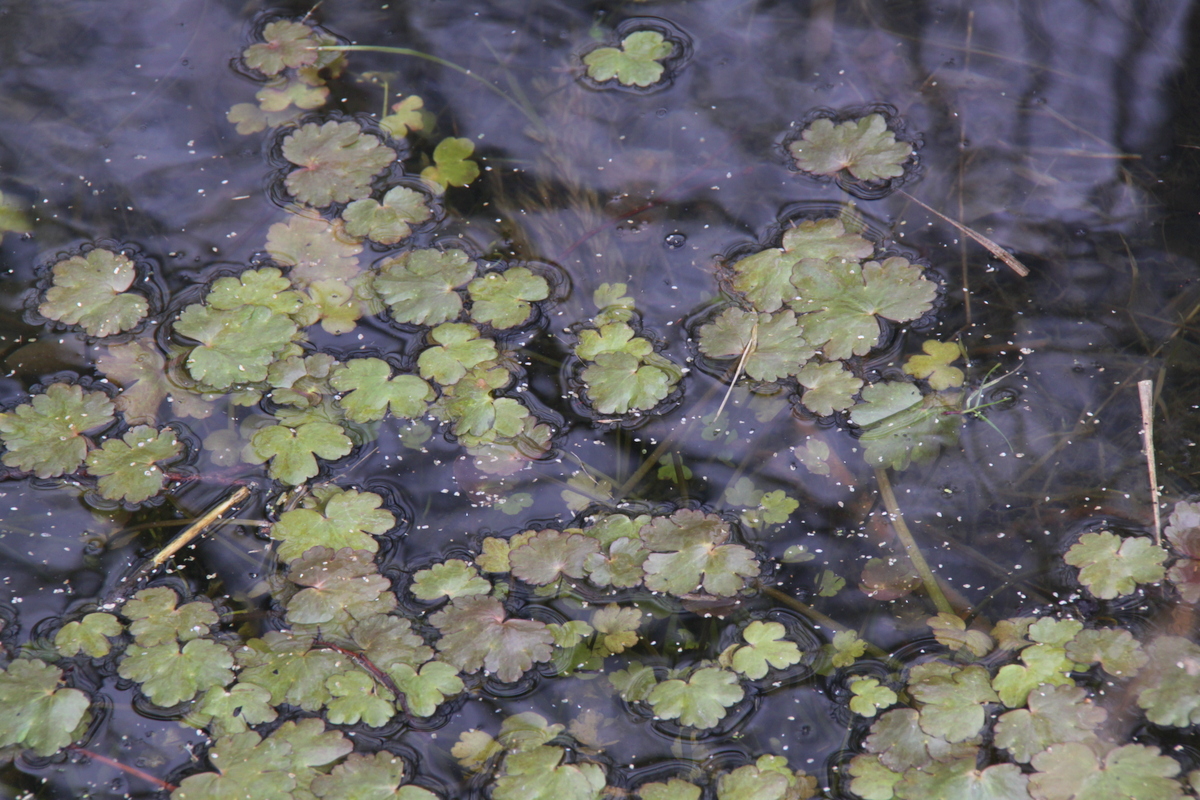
[0, 383, 114, 478]
[411, 559, 491, 600]
[271, 487, 394, 563]
[343, 186, 432, 245]
[591, 603, 642, 655]
[908, 662, 998, 742]
[895, 755, 1029, 800]
[492, 744, 607, 800]
[418, 322, 498, 385]
[176, 303, 298, 389]
[1064, 531, 1167, 600]
[831, 630, 867, 667]
[583, 30, 674, 87]
[283, 120, 397, 207]
[584, 537, 647, 588]
[850, 382, 962, 471]
[187, 683, 277, 738]
[245, 419, 354, 485]
[430, 595, 554, 683]
[243, 20, 320, 76]
[380, 95, 427, 138]
[38, 248, 148, 337]
[118, 638, 234, 707]
[330, 358, 434, 422]
[421, 137, 480, 193]
[640, 778, 701, 800]
[788, 114, 912, 182]
[510, 530, 600, 585]
[994, 684, 1107, 763]
[453, 730, 503, 771]
[227, 101, 301, 135]
[863, 708, 976, 773]
[285, 547, 396, 631]
[324, 670, 395, 727]
[724, 620, 802, 679]
[904, 340, 965, 390]
[349, 615, 433, 674]
[848, 755, 903, 800]
[582, 351, 679, 415]
[469, 267, 550, 329]
[498, 712, 566, 752]
[593, 282, 635, 325]
[716, 762, 789, 800]
[0, 659, 90, 756]
[1065, 629, 1146, 677]
[55, 612, 121, 658]
[312, 751, 439, 800]
[849, 677, 898, 718]
[927, 613, 993, 657]
[817, 570, 845, 597]
[85, 425, 181, 503]
[390, 660, 464, 717]
[698, 308, 816, 383]
[1029, 742, 1183, 800]
[1135, 635, 1200, 727]
[647, 666, 744, 729]
[798, 361, 863, 416]
[991, 643, 1074, 708]
[122, 587, 218, 647]
[266, 214, 363, 286]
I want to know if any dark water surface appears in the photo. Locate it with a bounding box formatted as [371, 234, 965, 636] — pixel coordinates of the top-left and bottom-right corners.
[1, 0, 1199, 797]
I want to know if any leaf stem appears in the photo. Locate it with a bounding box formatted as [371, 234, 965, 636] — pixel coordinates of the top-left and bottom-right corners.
[873, 469, 954, 615]
[67, 745, 176, 792]
[313, 639, 402, 698]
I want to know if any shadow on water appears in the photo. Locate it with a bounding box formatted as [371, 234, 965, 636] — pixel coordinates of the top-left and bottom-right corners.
[0, 0, 1199, 796]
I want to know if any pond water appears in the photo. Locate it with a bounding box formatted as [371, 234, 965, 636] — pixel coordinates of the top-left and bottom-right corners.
[1, 0, 1199, 798]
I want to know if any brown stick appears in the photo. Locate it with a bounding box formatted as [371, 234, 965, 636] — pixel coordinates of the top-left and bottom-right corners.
[1138, 379, 1162, 545]
[900, 191, 1030, 277]
[151, 485, 252, 567]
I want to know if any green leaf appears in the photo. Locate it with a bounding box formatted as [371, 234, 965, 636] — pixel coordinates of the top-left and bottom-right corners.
[207, 267, 304, 315]
[411, 559, 492, 600]
[723, 621, 803, 679]
[788, 114, 912, 181]
[698, 308, 816, 383]
[1029, 618, 1084, 647]
[849, 677, 898, 718]
[283, 120, 397, 207]
[895, 755, 1030, 800]
[235, 632, 355, 711]
[1063, 531, 1167, 599]
[266, 213, 363, 286]
[716, 763, 789, 800]
[418, 323, 498, 385]
[271, 487, 394, 563]
[1134, 635, 1200, 727]
[582, 351, 678, 415]
[591, 603, 642, 655]
[97, 340, 214, 425]
[848, 754, 903, 800]
[831, 629, 867, 667]
[421, 137, 480, 193]
[380, 95, 428, 138]
[122, 587, 218, 646]
[1029, 742, 1183, 800]
[255, 74, 328, 112]
[583, 30, 674, 87]
[904, 340, 965, 390]
[330, 358, 434, 422]
[584, 537, 647, 588]
[510, 530, 601, 585]
[647, 666, 744, 729]
[343, 186, 432, 245]
[84, 425, 181, 503]
[639, 778, 701, 800]
[850, 382, 962, 471]
[118, 638, 234, 707]
[38, 249, 148, 337]
[593, 282, 635, 325]
[1065, 628, 1147, 678]
[927, 613, 993, 657]
[783, 217, 877, 262]
[469, 267, 550, 329]
[798, 361, 863, 416]
[576, 321, 653, 361]
[245, 420, 353, 485]
[453, 729, 504, 770]
[994, 684, 1107, 763]
[243, 20, 320, 75]
[176, 303, 298, 389]
[324, 670, 395, 727]
[349, 615, 433, 674]
[492, 744, 607, 800]
[498, 711, 566, 752]
[285, 547, 396, 631]
[640, 509, 759, 597]
[0, 659, 90, 756]
[992, 643, 1075, 707]
[429, 594, 554, 683]
[0, 383, 114, 478]
[390, 660, 464, 717]
[55, 612, 121, 658]
[817, 569, 845, 597]
[312, 751, 437, 800]
[908, 662, 998, 742]
[609, 660, 657, 703]
[187, 683, 278, 738]
[863, 708, 977, 773]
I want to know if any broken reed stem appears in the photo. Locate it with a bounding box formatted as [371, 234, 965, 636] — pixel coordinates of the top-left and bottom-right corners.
[1138, 379, 1162, 545]
[713, 321, 758, 425]
[899, 191, 1030, 277]
[151, 485, 252, 568]
[874, 469, 954, 615]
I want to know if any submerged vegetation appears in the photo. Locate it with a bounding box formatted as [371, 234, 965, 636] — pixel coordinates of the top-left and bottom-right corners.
[0, 5, 1199, 800]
